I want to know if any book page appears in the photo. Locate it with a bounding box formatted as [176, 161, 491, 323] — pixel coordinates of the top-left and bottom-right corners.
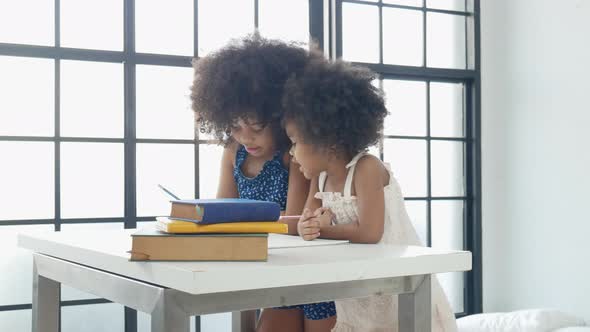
[268, 234, 349, 249]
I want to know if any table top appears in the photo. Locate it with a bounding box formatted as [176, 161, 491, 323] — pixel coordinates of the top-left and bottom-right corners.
[19, 229, 471, 295]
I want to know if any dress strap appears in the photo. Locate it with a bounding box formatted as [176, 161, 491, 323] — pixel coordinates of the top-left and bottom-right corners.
[343, 152, 367, 198]
[235, 145, 247, 168]
[318, 171, 328, 192]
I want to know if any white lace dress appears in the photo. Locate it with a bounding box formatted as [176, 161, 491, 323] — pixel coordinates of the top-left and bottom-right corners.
[314, 152, 458, 332]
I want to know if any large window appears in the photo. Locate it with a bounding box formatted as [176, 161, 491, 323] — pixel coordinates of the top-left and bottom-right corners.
[0, 0, 480, 330]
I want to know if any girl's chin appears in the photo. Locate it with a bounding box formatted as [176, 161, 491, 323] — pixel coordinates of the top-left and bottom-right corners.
[299, 166, 315, 179]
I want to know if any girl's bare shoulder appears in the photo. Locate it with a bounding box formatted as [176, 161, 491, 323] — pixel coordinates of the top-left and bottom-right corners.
[354, 154, 389, 187]
[222, 141, 240, 167]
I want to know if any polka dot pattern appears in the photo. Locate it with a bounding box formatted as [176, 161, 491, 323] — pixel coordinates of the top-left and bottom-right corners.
[233, 145, 288, 210]
[280, 302, 337, 320]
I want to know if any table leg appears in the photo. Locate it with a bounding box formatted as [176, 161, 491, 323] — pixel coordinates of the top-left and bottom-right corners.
[32, 262, 60, 332]
[232, 310, 257, 332]
[151, 290, 190, 332]
[399, 274, 431, 332]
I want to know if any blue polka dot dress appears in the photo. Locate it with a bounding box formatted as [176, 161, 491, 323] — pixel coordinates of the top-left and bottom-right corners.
[233, 145, 289, 210]
[233, 145, 336, 321]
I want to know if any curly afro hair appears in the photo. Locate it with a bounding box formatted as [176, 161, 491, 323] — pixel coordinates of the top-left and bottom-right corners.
[190, 33, 311, 151]
[282, 58, 387, 158]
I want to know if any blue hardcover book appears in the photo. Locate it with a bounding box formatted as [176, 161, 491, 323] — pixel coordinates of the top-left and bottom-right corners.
[169, 198, 281, 224]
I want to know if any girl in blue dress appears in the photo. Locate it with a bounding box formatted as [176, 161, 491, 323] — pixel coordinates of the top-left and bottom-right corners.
[190, 34, 337, 332]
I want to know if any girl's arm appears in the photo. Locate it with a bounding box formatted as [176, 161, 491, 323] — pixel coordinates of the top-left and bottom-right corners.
[303, 174, 322, 212]
[216, 143, 239, 199]
[296, 176, 326, 239]
[283, 157, 312, 234]
[318, 156, 386, 243]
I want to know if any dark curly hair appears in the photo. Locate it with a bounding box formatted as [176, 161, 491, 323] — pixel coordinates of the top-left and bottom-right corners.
[282, 58, 387, 158]
[190, 33, 311, 151]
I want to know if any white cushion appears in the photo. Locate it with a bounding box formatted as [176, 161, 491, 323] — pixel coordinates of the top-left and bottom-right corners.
[457, 309, 586, 332]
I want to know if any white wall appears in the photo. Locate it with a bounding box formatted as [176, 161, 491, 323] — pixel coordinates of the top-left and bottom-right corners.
[481, 0, 590, 320]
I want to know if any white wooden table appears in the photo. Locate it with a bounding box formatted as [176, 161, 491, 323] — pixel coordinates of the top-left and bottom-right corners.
[18, 230, 471, 332]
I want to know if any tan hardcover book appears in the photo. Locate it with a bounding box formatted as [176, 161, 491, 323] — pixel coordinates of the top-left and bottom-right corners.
[129, 228, 268, 261]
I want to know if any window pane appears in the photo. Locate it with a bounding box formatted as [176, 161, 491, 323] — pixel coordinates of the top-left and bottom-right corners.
[383, 139, 427, 197]
[61, 303, 124, 332]
[0, 225, 53, 306]
[0, 0, 54, 46]
[136, 0, 193, 56]
[136, 65, 194, 140]
[367, 144, 380, 158]
[370, 80, 385, 149]
[258, 0, 309, 45]
[60, 61, 124, 138]
[383, 80, 426, 136]
[61, 143, 124, 218]
[426, 0, 465, 12]
[431, 200, 464, 313]
[383, 0, 422, 6]
[427, 13, 466, 69]
[383, 8, 423, 66]
[59, 223, 123, 300]
[137, 143, 195, 217]
[198, 129, 220, 141]
[430, 82, 464, 137]
[431, 200, 463, 249]
[0, 142, 54, 220]
[137, 311, 150, 332]
[198, 0, 255, 56]
[60, 0, 123, 51]
[202, 313, 232, 331]
[135, 221, 156, 231]
[199, 144, 223, 199]
[342, 3, 379, 64]
[431, 141, 464, 197]
[0, 56, 54, 136]
[0, 309, 31, 332]
[403, 200, 427, 245]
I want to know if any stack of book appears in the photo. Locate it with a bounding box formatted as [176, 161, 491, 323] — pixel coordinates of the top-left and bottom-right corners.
[129, 199, 288, 262]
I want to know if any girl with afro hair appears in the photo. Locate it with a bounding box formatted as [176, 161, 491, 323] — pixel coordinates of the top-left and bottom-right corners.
[190, 33, 311, 229]
[190, 34, 338, 331]
[282, 57, 458, 332]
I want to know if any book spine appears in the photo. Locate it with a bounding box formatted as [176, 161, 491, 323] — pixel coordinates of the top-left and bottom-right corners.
[158, 220, 289, 234]
[170, 204, 202, 221]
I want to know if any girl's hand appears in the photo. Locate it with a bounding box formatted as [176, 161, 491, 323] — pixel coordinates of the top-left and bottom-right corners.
[314, 207, 335, 228]
[297, 208, 320, 241]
